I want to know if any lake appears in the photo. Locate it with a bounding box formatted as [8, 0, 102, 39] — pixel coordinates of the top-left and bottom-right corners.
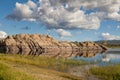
[72, 48, 120, 65]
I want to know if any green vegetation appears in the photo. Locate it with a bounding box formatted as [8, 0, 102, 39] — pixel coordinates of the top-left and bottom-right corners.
[90, 65, 120, 80]
[0, 53, 85, 80]
[96, 40, 120, 48]
[107, 45, 120, 48]
[1, 53, 120, 80]
[0, 62, 35, 80]
[0, 54, 86, 71]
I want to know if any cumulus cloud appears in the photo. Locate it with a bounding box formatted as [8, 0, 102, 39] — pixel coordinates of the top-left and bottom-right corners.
[0, 31, 7, 39]
[117, 25, 120, 29]
[101, 32, 120, 40]
[7, 0, 120, 30]
[56, 29, 72, 37]
[7, 0, 36, 21]
[27, 0, 37, 9]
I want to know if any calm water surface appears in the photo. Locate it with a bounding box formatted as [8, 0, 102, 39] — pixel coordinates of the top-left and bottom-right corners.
[72, 48, 120, 65]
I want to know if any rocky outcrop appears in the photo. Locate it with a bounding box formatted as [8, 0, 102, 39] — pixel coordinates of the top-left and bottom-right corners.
[0, 34, 107, 57]
[73, 41, 107, 51]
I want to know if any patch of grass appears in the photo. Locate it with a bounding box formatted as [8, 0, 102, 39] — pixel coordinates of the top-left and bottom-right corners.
[0, 53, 85, 80]
[61, 75, 81, 80]
[90, 65, 120, 80]
[0, 62, 35, 80]
[0, 54, 86, 72]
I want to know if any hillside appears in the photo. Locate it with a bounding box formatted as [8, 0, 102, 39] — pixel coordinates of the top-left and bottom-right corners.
[0, 34, 107, 57]
[95, 40, 120, 48]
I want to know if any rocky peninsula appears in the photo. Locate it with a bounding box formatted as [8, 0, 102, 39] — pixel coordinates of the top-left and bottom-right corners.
[0, 34, 107, 57]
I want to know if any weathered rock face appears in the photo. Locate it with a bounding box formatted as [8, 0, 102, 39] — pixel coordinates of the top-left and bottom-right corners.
[0, 34, 107, 57]
[75, 41, 107, 50]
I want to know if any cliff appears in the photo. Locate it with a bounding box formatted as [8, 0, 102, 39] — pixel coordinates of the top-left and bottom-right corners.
[0, 34, 107, 57]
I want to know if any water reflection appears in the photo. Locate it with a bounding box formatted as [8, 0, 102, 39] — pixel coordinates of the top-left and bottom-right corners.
[74, 50, 102, 58]
[41, 50, 103, 58]
[101, 50, 120, 63]
[73, 49, 120, 64]
[2, 46, 120, 64]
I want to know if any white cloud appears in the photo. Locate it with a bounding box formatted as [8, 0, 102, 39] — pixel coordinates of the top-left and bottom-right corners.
[56, 29, 72, 37]
[0, 31, 7, 39]
[27, 0, 37, 9]
[7, 0, 120, 30]
[117, 25, 120, 29]
[108, 12, 120, 21]
[101, 32, 120, 40]
[7, 1, 36, 21]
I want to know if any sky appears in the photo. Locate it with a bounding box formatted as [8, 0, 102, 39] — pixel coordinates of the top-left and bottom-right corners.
[0, 0, 120, 41]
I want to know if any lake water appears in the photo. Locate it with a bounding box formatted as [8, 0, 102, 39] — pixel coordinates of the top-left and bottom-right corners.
[72, 48, 120, 65]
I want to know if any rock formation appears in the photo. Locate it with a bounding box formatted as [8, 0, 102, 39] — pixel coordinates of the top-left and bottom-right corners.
[0, 34, 107, 57]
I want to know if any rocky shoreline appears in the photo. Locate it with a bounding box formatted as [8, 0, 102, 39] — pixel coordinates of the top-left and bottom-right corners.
[0, 34, 107, 57]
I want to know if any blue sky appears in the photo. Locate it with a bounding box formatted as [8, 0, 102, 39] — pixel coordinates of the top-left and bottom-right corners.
[0, 0, 120, 41]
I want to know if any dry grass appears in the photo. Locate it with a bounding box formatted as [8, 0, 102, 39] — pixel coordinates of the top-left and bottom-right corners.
[0, 54, 85, 80]
[90, 65, 120, 80]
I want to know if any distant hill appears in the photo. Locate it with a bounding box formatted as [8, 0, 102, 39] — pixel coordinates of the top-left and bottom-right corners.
[95, 40, 120, 48]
